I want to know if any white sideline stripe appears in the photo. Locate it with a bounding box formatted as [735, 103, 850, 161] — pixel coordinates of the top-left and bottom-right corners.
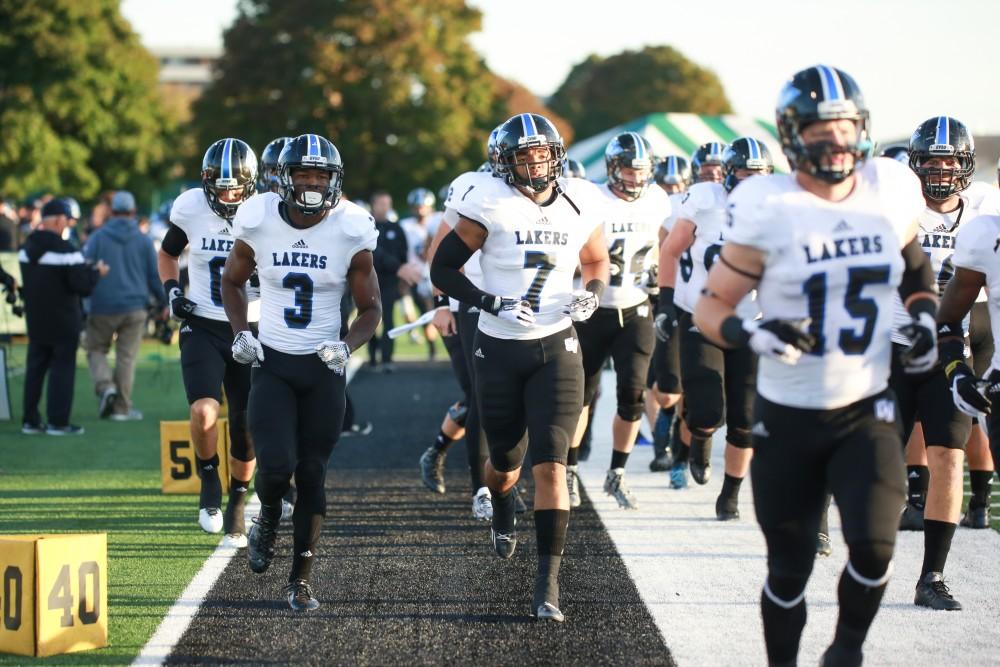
[580, 370, 1000, 666]
[132, 354, 364, 666]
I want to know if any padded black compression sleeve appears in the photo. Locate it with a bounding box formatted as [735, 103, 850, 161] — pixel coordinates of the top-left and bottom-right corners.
[898, 237, 935, 306]
[161, 223, 189, 257]
[430, 230, 499, 313]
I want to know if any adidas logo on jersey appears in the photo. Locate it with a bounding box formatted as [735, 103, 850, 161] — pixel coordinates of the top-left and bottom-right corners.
[751, 421, 770, 438]
[474, 348, 485, 359]
[932, 224, 949, 234]
[218, 226, 231, 235]
[832, 220, 852, 233]
[292, 239, 308, 249]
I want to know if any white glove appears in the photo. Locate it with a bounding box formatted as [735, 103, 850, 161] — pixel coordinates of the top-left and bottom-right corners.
[565, 289, 599, 322]
[898, 312, 938, 374]
[232, 330, 264, 365]
[744, 318, 816, 365]
[316, 340, 351, 375]
[496, 298, 535, 327]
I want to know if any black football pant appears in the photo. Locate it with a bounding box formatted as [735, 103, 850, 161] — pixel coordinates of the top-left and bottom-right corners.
[23, 339, 78, 428]
[369, 282, 399, 365]
[457, 302, 487, 491]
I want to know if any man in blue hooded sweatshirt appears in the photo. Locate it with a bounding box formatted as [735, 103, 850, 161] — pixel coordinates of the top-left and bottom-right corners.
[83, 191, 167, 420]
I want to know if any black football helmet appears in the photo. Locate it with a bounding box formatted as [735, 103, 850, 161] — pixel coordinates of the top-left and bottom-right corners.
[486, 126, 501, 175]
[563, 158, 586, 179]
[653, 155, 692, 189]
[722, 137, 774, 192]
[201, 138, 258, 220]
[407, 187, 435, 210]
[277, 134, 344, 215]
[259, 136, 292, 192]
[908, 116, 975, 200]
[879, 145, 909, 164]
[776, 65, 871, 183]
[494, 113, 566, 193]
[605, 132, 655, 201]
[691, 142, 727, 183]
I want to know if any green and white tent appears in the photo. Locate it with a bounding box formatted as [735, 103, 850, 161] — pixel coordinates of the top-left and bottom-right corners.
[565, 112, 790, 179]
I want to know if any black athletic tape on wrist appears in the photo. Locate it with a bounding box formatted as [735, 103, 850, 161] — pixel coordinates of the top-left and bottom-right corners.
[585, 279, 605, 302]
[939, 336, 967, 370]
[481, 294, 502, 315]
[658, 287, 675, 310]
[163, 279, 180, 295]
[720, 315, 751, 347]
[433, 294, 449, 308]
[719, 254, 762, 280]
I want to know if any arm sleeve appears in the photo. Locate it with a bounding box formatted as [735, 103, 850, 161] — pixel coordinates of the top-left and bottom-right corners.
[430, 231, 496, 312]
[160, 223, 188, 257]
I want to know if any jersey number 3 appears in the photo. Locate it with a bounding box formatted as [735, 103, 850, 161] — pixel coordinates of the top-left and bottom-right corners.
[283, 272, 314, 328]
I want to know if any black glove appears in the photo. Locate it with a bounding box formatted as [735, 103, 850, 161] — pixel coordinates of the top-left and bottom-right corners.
[164, 279, 197, 321]
[654, 288, 677, 342]
[946, 361, 992, 417]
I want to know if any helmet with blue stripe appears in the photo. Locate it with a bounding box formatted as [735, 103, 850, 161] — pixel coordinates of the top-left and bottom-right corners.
[690, 142, 728, 184]
[776, 65, 871, 183]
[259, 136, 292, 192]
[494, 113, 566, 193]
[605, 132, 655, 201]
[908, 116, 975, 200]
[722, 137, 774, 192]
[201, 138, 258, 221]
[562, 158, 586, 179]
[653, 155, 692, 191]
[277, 134, 344, 215]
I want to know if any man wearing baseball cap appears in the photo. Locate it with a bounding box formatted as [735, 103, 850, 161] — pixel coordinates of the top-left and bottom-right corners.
[83, 191, 166, 420]
[19, 198, 109, 435]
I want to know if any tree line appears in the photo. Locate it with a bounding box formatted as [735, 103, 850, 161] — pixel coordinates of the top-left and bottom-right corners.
[0, 0, 731, 209]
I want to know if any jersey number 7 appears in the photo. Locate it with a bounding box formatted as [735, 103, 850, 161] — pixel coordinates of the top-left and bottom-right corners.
[522, 251, 555, 312]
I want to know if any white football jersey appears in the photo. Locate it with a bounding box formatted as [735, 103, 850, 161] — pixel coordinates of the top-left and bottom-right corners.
[674, 182, 758, 320]
[444, 171, 486, 289]
[170, 188, 260, 322]
[952, 213, 1000, 372]
[725, 158, 925, 409]
[457, 174, 607, 340]
[661, 192, 686, 233]
[597, 183, 670, 309]
[891, 182, 1000, 343]
[233, 193, 378, 354]
[400, 217, 431, 263]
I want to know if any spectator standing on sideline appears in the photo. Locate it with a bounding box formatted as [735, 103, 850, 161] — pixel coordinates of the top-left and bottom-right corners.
[83, 191, 166, 420]
[370, 190, 421, 370]
[0, 197, 17, 250]
[18, 199, 108, 435]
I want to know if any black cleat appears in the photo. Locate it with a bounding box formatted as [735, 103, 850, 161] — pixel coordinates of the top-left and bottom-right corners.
[649, 440, 673, 471]
[715, 493, 740, 521]
[490, 522, 517, 559]
[915, 571, 962, 610]
[960, 503, 991, 529]
[899, 502, 925, 531]
[283, 579, 320, 611]
[819, 643, 863, 667]
[512, 485, 528, 514]
[419, 446, 446, 494]
[816, 532, 832, 558]
[248, 512, 279, 573]
[689, 440, 711, 485]
[532, 573, 564, 622]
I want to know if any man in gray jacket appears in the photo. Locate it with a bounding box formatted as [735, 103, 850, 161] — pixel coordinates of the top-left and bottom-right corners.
[83, 191, 167, 420]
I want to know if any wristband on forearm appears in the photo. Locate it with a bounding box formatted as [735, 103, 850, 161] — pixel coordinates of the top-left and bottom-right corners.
[163, 279, 180, 294]
[657, 287, 675, 311]
[720, 315, 751, 347]
[433, 294, 449, 308]
[585, 279, 605, 302]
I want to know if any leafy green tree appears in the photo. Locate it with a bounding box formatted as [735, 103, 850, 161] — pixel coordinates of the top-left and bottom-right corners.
[549, 46, 732, 138]
[192, 0, 502, 201]
[0, 0, 178, 204]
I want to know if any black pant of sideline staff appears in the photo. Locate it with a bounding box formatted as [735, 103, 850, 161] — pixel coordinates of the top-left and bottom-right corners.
[369, 284, 399, 367]
[23, 339, 78, 431]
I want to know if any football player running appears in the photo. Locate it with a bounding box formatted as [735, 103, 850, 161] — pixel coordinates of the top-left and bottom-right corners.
[889, 117, 1000, 611]
[647, 155, 694, 476]
[158, 138, 260, 546]
[431, 113, 610, 622]
[693, 66, 935, 666]
[567, 132, 670, 510]
[658, 138, 772, 520]
[222, 134, 381, 611]
[258, 136, 292, 193]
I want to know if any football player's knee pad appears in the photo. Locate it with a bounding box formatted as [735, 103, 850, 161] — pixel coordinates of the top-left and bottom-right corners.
[616, 388, 646, 422]
[447, 400, 468, 428]
[685, 402, 724, 434]
[726, 426, 752, 449]
[763, 571, 809, 609]
[227, 410, 255, 462]
[845, 541, 895, 586]
[689, 424, 717, 441]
